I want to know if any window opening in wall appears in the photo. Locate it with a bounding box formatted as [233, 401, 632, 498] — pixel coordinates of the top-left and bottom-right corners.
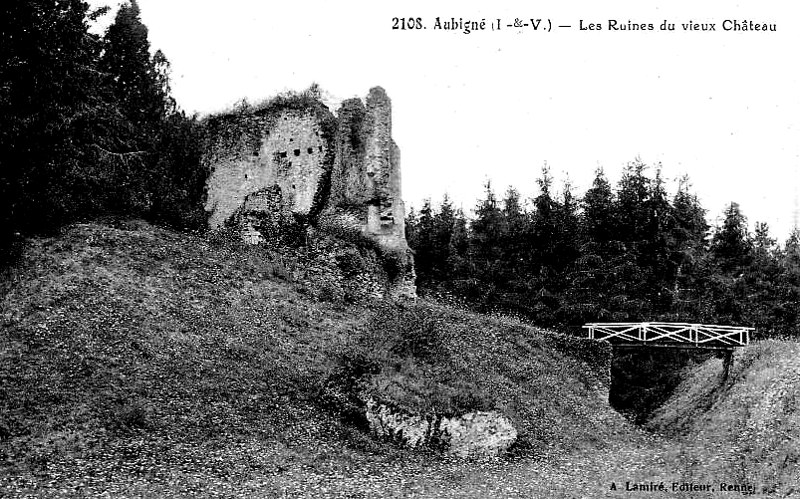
[279, 151, 287, 159]
[318, 146, 323, 152]
[307, 147, 313, 154]
[294, 149, 301, 156]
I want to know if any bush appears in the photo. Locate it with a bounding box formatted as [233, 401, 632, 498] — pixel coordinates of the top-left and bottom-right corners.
[325, 303, 500, 433]
[114, 400, 150, 431]
[147, 114, 209, 232]
[371, 305, 445, 362]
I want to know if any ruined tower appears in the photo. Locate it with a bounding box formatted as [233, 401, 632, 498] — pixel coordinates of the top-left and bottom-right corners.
[328, 87, 408, 253]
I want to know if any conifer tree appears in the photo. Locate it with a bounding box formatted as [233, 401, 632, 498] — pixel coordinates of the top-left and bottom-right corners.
[616, 159, 651, 247]
[99, 1, 170, 129]
[531, 166, 558, 275]
[641, 168, 676, 311]
[711, 202, 752, 272]
[422, 195, 456, 284]
[669, 176, 709, 319]
[581, 168, 617, 252]
[448, 208, 471, 281]
[405, 207, 419, 248]
[412, 199, 436, 287]
[554, 181, 581, 273]
[672, 176, 708, 256]
[501, 186, 528, 278]
[97, 1, 194, 220]
[0, 0, 105, 244]
[470, 182, 507, 289]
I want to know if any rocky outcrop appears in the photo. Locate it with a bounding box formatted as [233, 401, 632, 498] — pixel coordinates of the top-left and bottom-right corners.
[365, 398, 518, 459]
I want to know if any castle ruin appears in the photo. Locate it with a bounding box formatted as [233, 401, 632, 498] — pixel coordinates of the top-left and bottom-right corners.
[203, 87, 415, 297]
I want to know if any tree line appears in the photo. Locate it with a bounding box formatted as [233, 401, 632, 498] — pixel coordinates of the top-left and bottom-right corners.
[1, 0, 208, 263]
[406, 162, 800, 338]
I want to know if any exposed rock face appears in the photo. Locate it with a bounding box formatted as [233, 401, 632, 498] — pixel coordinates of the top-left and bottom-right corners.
[203, 87, 415, 297]
[365, 398, 518, 459]
[438, 412, 518, 458]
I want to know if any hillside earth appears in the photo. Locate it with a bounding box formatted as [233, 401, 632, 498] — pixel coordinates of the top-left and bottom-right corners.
[0, 221, 798, 497]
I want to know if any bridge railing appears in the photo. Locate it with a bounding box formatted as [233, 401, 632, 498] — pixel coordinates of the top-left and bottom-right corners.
[582, 322, 753, 348]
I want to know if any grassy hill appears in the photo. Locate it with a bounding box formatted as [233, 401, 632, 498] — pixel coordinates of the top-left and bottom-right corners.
[1, 220, 633, 497]
[3, 220, 798, 497]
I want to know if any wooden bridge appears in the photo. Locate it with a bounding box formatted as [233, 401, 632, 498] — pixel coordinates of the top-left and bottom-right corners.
[582, 322, 753, 350]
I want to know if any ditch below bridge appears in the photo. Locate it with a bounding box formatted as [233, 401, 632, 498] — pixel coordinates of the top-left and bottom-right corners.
[583, 322, 754, 424]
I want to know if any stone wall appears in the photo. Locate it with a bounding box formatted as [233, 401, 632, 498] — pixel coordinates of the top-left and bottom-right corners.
[205, 110, 330, 229]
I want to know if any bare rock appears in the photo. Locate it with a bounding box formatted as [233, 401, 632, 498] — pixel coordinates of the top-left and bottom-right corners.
[365, 398, 518, 458]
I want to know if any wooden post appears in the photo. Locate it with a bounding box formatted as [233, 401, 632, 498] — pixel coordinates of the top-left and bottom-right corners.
[722, 349, 734, 382]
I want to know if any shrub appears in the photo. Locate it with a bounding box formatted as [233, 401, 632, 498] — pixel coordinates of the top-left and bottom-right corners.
[114, 400, 150, 431]
[371, 305, 445, 362]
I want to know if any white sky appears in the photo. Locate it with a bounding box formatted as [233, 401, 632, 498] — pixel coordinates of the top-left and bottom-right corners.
[89, 0, 799, 240]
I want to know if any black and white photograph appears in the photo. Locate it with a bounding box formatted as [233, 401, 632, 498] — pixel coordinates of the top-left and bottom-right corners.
[1, 0, 798, 497]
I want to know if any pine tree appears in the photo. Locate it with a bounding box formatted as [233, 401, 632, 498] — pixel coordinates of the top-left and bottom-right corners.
[711, 202, 752, 272]
[555, 180, 581, 272]
[775, 228, 800, 333]
[405, 207, 419, 249]
[753, 222, 776, 257]
[576, 168, 619, 313]
[501, 186, 528, 278]
[99, 0, 169, 129]
[430, 195, 456, 282]
[148, 113, 208, 230]
[784, 228, 800, 268]
[97, 1, 192, 219]
[669, 176, 709, 319]
[412, 199, 436, 287]
[581, 168, 617, 252]
[470, 181, 507, 290]
[641, 168, 676, 311]
[672, 176, 708, 255]
[616, 158, 651, 247]
[448, 208, 470, 280]
[744, 221, 782, 333]
[531, 165, 558, 275]
[0, 0, 106, 243]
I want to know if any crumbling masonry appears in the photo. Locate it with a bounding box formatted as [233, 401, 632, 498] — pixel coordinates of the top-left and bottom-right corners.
[203, 87, 415, 297]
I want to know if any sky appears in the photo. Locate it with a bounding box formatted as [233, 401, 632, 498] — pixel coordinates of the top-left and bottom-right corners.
[88, 0, 799, 240]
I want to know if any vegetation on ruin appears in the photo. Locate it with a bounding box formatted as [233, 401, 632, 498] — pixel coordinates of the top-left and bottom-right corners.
[203, 85, 339, 222]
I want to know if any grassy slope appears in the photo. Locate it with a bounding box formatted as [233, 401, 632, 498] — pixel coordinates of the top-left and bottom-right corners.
[1, 220, 633, 497]
[648, 340, 800, 497]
